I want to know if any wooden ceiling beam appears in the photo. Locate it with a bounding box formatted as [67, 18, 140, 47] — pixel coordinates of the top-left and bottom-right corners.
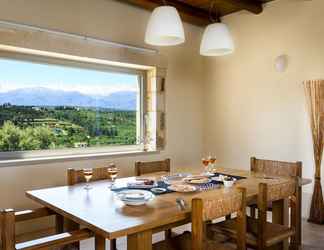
[117, 0, 211, 26]
[117, 0, 263, 27]
[223, 0, 262, 14]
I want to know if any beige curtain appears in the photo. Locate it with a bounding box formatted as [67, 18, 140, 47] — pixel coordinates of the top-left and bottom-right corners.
[304, 80, 324, 224]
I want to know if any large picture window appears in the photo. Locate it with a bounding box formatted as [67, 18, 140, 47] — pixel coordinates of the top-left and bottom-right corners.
[0, 56, 144, 156]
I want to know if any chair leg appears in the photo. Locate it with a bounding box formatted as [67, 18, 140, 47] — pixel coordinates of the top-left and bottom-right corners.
[250, 206, 256, 219]
[64, 218, 80, 250]
[165, 229, 172, 239]
[110, 239, 117, 250]
[225, 214, 231, 220]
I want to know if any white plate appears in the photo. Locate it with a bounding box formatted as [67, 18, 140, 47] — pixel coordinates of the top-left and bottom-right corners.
[127, 182, 158, 189]
[162, 173, 192, 185]
[183, 175, 211, 185]
[168, 184, 197, 193]
[116, 190, 154, 206]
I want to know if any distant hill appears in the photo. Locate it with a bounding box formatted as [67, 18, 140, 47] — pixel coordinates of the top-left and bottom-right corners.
[0, 87, 137, 110]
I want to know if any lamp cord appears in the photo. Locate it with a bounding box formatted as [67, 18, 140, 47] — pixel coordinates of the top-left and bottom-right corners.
[209, 0, 221, 23]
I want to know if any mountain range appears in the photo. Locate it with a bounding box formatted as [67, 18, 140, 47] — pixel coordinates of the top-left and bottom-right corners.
[0, 87, 137, 110]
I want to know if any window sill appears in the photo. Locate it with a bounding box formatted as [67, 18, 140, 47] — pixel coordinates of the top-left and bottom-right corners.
[0, 148, 159, 168]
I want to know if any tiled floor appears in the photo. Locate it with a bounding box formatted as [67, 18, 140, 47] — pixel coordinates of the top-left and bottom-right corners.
[81, 219, 324, 250]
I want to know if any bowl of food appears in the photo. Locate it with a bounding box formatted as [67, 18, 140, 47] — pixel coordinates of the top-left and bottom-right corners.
[223, 176, 236, 188]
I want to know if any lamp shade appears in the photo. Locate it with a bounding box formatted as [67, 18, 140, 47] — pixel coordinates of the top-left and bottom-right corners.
[200, 22, 234, 56]
[145, 6, 185, 46]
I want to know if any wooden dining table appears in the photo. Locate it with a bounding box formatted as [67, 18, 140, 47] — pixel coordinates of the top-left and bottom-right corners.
[26, 167, 308, 250]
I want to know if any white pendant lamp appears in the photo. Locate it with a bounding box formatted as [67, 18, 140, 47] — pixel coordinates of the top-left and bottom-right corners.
[145, 6, 185, 46]
[200, 22, 234, 56]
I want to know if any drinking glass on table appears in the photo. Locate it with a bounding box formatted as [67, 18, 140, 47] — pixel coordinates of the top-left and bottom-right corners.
[83, 168, 93, 190]
[202, 158, 210, 173]
[107, 163, 119, 183]
[208, 156, 217, 172]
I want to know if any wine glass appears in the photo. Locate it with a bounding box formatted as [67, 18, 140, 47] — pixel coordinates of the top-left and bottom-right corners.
[83, 168, 93, 190]
[202, 158, 210, 174]
[208, 156, 217, 172]
[107, 163, 119, 183]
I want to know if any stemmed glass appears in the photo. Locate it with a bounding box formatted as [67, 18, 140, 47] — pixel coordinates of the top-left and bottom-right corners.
[208, 156, 217, 172]
[107, 163, 119, 184]
[83, 168, 93, 190]
[202, 158, 210, 173]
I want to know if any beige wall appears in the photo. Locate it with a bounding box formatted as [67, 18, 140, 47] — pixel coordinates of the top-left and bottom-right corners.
[203, 0, 324, 216]
[0, 0, 321, 228]
[0, 0, 204, 219]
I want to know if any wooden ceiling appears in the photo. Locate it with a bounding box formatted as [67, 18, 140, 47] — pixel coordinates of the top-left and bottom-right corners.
[117, 0, 274, 26]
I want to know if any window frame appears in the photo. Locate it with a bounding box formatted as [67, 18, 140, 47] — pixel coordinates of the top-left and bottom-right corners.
[0, 51, 152, 164]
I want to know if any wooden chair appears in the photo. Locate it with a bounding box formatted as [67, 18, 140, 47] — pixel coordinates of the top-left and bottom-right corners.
[1, 207, 93, 250]
[134, 158, 170, 177]
[134, 159, 171, 238]
[153, 187, 247, 250]
[249, 157, 302, 248]
[208, 180, 299, 250]
[67, 167, 117, 250]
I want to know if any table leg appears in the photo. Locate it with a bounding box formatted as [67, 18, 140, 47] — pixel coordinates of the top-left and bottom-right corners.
[127, 230, 152, 250]
[95, 234, 106, 250]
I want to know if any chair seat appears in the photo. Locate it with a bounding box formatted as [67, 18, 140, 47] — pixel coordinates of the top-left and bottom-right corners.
[153, 231, 236, 250]
[207, 217, 295, 248]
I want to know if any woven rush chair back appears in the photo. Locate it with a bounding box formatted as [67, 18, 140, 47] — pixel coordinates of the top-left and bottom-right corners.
[135, 158, 170, 176]
[192, 187, 247, 250]
[251, 157, 302, 178]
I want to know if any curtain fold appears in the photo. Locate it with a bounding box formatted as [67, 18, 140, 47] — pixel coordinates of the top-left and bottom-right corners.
[304, 79, 324, 224]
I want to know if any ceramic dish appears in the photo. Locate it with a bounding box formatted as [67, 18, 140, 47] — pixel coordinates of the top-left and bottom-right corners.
[183, 176, 211, 185]
[127, 181, 158, 189]
[222, 177, 237, 188]
[167, 184, 197, 193]
[116, 190, 154, 206]
[150, 187, 167, 194]
[162, 173, 192, 185]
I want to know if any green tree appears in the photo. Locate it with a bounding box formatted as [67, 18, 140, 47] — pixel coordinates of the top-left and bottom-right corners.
[0, 121, 22, 151]
[19, 127, 40, 150]
[34, 126, 53, 149]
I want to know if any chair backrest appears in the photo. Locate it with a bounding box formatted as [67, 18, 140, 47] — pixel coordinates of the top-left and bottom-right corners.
[191, 188, 246, 250]
[67, 166, 111, 185]
[134, 159, 170, 176]
[250, 157, 302, 178]
[257, 180, 298, 249]
[0, 208, 92, 250]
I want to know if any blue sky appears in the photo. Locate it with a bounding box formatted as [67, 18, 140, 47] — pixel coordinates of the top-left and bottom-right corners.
[0, 58, 138, 96]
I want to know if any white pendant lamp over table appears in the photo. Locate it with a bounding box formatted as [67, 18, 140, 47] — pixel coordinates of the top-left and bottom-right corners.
[200, 22, 234, 56]
[145, 5, 185, 46]
[200, 1, 234, 56]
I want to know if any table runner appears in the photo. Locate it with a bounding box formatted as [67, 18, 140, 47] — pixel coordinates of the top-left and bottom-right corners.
[111, 173, 246, 195]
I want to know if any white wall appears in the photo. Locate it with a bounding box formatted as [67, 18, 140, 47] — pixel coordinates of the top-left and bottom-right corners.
[0, 0, 204, 220]
[203, 0, 324, 217]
